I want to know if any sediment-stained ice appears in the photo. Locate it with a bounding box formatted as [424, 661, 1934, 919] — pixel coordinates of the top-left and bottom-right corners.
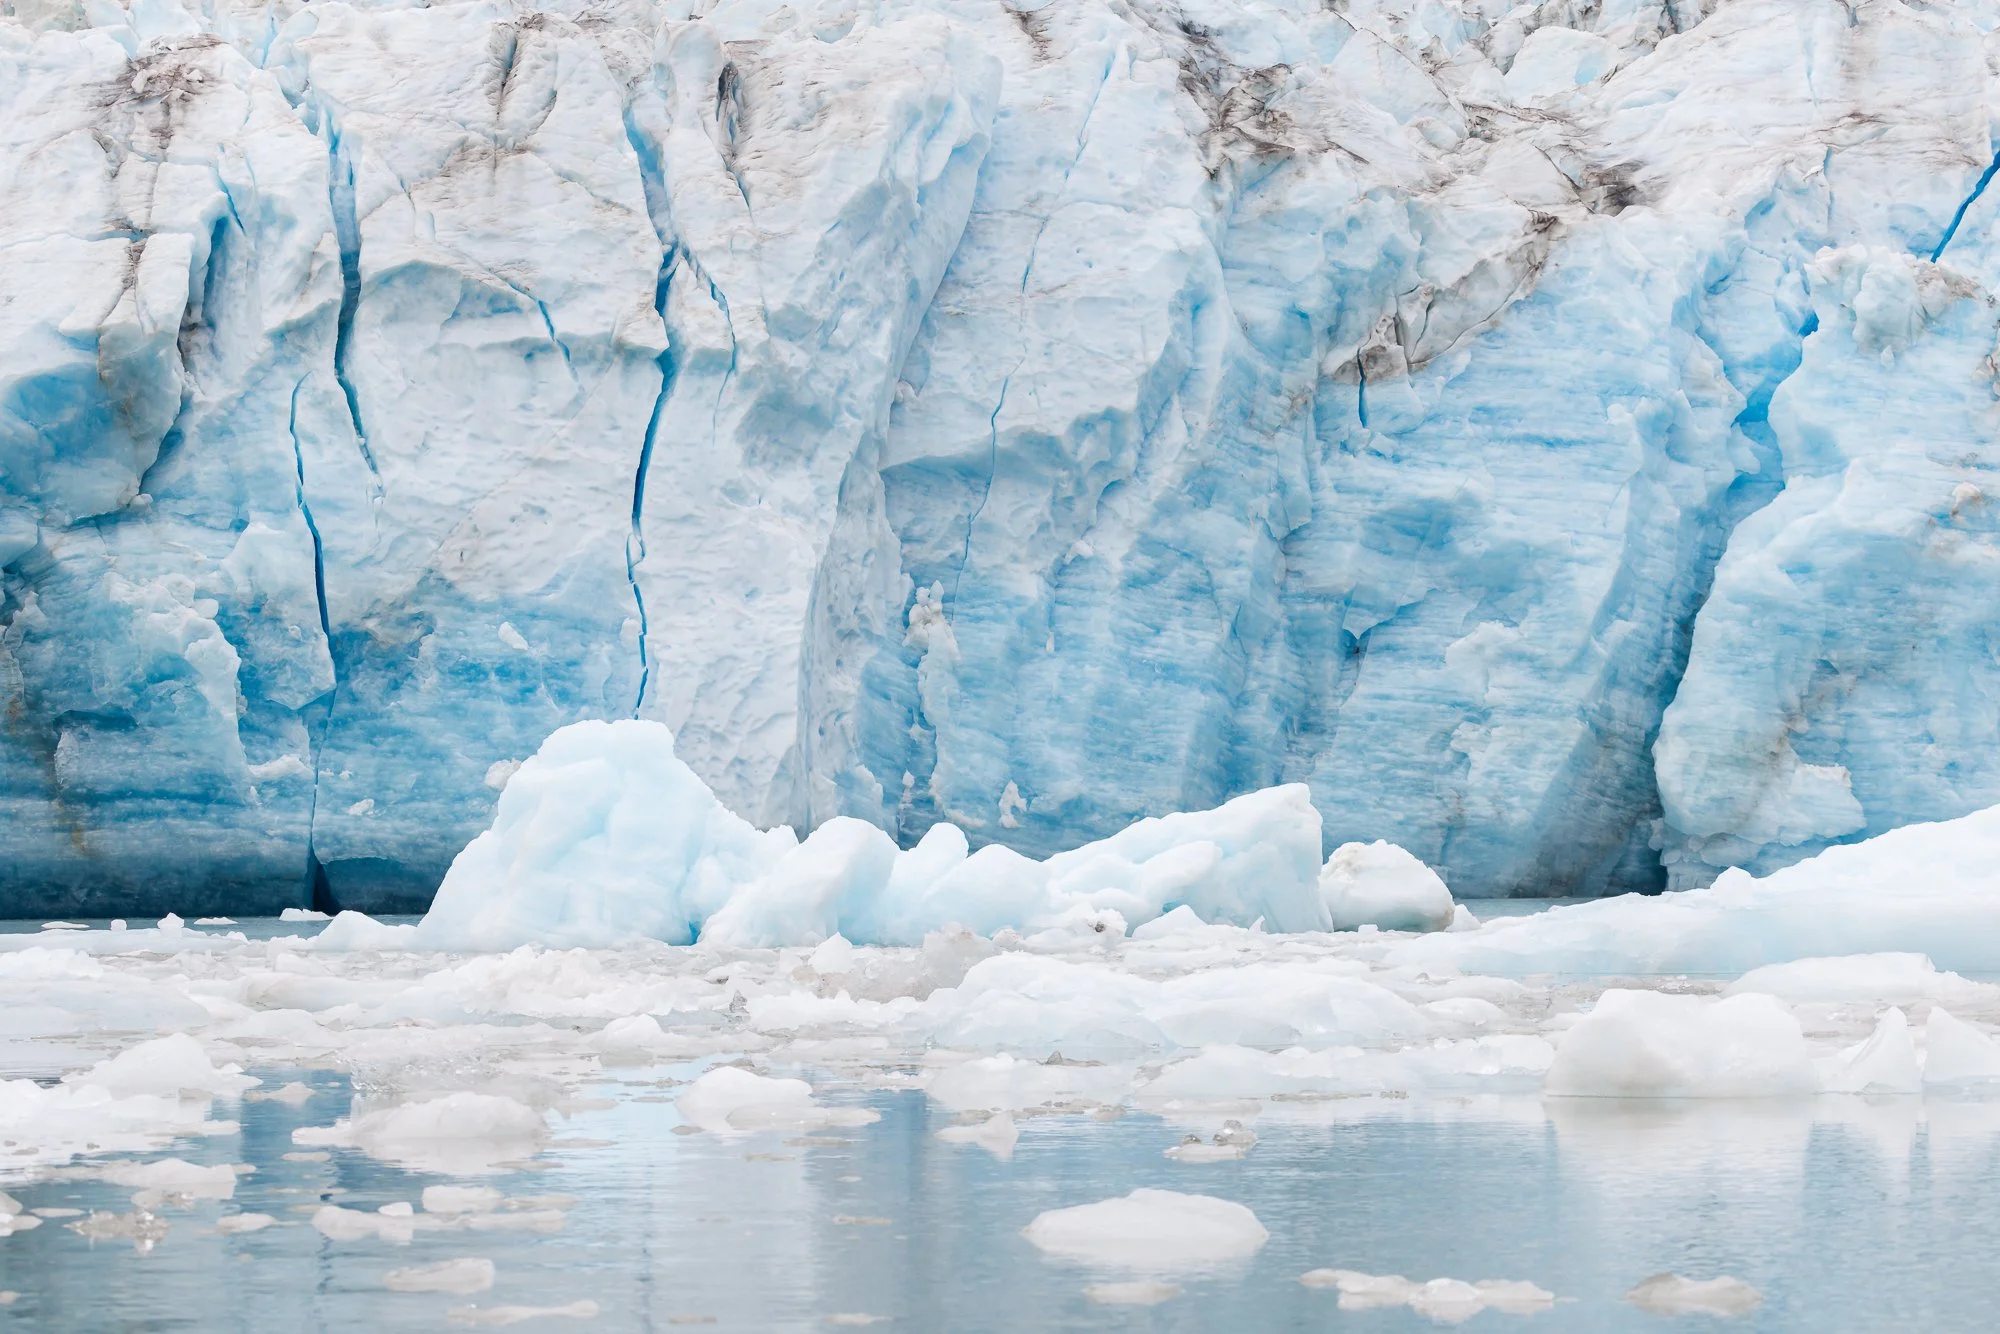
[8, 0, 2000, 915]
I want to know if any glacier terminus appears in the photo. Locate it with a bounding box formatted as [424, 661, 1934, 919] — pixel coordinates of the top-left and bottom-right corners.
[3, 0, 1998, 915]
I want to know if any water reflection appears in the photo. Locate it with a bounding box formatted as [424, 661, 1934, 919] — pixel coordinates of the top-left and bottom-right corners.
[1, 1073, 1997, 1330]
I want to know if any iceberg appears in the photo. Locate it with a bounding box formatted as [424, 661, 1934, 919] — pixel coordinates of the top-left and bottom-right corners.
[417, 718, 1460, 949]
[3, 0, 1998, 913]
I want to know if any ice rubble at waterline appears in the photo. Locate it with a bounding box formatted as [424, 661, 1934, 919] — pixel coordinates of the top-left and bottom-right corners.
[5, 787, 2000, 1190]
[414, 719, 1458, 951]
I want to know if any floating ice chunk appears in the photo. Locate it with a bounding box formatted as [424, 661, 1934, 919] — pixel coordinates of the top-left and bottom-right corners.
[1624, 1273, 1763, 1316]
[673, 1066, 877, 1134]
[279, 909, 331, 922]
[699, 822, 898, 949]
[1130, 906, 1208, 941]
[1543, 990, 1819, 1098]
[1319, 843, 1455, 933]
[823, 1317, 886, 1328]
[385, 1258, 496, 1295]
[1820, 1009, 1921, 1095]
[313, 1205, 415, 1244]
[1164, 1121, 1256, 1162]
[1922, 1009, 2000, 1090]
[1022, 1190, 1267, 1273]
[935, 1112, 1018, 1159]
[214, 1213, 275, 1234]
[69, 1035, 258, 1100]
[0, 1079, 234, 1170]
[1084, 1280, 1181, 1305]
[926, 1054, 1136, 1113]
[69, 1209, 169, 1250]
[1396, 805, 2000, 977]
[0, 1214, 39, 1237]
[245, 1082, 316, 1107]
[1301, 1270, 1556, 1322]
[809, 935, 857, 976]
[100, 1158, 242, 1200]
[446, 1300, 598, 1325]
[294, 1094, 548, 1175]
[1726, 954, 1986, 1005]
[312, 912, 420, 952]
[1140, 1036, 1554, 1103]
[194, 918, 235, 926]
[40, 922, 87, 932]
[418, 721, 794, 951]
[418, 722, 1331, 949]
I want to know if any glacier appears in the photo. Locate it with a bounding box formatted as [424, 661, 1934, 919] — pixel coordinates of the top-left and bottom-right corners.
[2, 0, 1999, 914]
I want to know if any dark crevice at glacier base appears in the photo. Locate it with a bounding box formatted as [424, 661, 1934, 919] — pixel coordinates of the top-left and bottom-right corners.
[4, 0, 2000, 917]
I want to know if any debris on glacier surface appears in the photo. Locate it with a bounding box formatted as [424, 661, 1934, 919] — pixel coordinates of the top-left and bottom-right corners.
[1022, 1190, 1268, 1272]
[1300, 1269, 1558, 1322]
[1624, 1273, 1765, 1317]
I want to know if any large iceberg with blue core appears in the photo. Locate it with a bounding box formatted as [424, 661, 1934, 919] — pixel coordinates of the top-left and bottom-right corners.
[3, 0, 2000, 913]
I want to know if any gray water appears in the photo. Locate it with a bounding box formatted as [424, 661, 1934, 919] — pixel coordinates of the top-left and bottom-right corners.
[0, 1061, 1991, 1332]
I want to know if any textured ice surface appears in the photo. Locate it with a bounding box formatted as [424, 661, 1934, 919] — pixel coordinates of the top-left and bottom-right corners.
[6, 0, 2000, 914]
[419, 719, 1432, 948]
[15, 806, 2000, 1213]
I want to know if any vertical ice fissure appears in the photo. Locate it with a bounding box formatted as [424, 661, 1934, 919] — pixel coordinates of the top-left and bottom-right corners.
[287, 377, 338, 903]
[325, 123, 380, 482]
[1931, 149, 2000, 263]
[627, 249, 678, 717]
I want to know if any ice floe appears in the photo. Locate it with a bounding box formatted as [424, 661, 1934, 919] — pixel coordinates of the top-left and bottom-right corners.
[1022, 1190, 1268, 1272]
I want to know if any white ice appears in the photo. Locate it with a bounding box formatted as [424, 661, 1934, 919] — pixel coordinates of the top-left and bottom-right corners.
[1022, 1190, 1268, 1274]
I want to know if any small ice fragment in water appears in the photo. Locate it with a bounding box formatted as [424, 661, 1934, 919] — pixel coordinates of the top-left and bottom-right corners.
[384, 1258, 497, 1294]
[293, 1093, 548, 1175]
[1023, 1190, 1267, 1272]
[248, 1083, 316, 1106]
[31, 1209, 83, 1219]
[313, 1205, 413, 1243]
[0, 1214, 42, 1237]
[69, 1209, 170, 1251]
[1085, 1281, 1182, 1305]
[935, 1112, 1017, 1159]
[674, 1067, 877, 1134]
[158, 914, 184, 932]
[194, 917, 236, 926]
[447, 1300, 598, 1326]
[378, 1201, 414, 1217]
[40, 922, 86, 931]
[101, 1159, 243, 1200]
[1164, 1121, 1257, 1162]
[1300, 1270, 1555, 1321]
[109, 920, 126, 931]
[215, 1213, 276, 1234]
[283, 1152, 330, 1163]
[1625, 1274, 1763, 1316]
[424, 1186, 504, 1215]
[825, 1317, 888, 1327]
[281, 908, 331, 922]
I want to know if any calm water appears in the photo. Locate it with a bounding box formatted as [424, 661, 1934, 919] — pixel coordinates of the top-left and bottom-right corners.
[1, 1061, 1994, 1332]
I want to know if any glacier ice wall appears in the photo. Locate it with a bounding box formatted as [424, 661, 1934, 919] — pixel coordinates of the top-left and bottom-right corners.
[1, 0, 1997, 912]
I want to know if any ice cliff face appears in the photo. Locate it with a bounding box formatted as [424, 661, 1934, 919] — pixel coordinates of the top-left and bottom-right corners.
[2, 0, 1998, 913]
